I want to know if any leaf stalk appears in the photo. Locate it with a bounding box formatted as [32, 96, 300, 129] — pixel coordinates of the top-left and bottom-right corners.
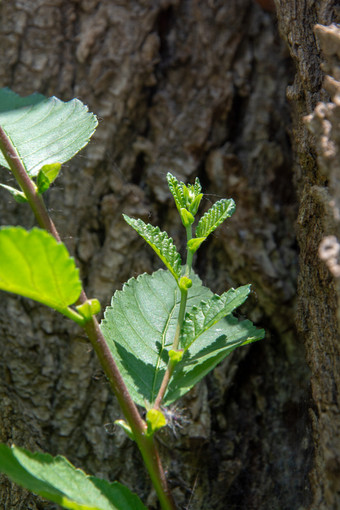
[185, 225, 193, 276]
[60, 306, 87, 325]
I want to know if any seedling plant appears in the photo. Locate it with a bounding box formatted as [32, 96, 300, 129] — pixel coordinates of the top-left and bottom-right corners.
[0, 88, 264, 510]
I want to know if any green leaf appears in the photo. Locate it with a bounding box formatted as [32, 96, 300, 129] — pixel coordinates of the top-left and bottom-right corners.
[166, 173, 203, 217]
[188, 193, 203, 215]
[76, 299, 101, 321]
[166, 314, 264, 404]
[179, 276, 192, 291]
[146, 409, 167, 437]
[196, 198, 236, 239]
[0, 88, 97, 177]
[0, 183, 27, 202]
[168, 349, 184, 364]
[187, 237, 205, 254]
[100, 269, 264, 407]
[180, 285, 251, 350]
[114, 420, 135, 441]
[0, 227, 81, 316]
[192, 177, 202, 196]
[0, 444, 147, 510]
[123, 214, 182, 280]
[180, 208, 194, 227]
[37, 163, 62, 193]
[166, 173, 186, 211]
[0, 88, 46, 112]
[36, 170, 50, 194]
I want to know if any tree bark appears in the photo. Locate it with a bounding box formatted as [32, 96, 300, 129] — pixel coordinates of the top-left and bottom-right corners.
[0, 0, 339, 509]
[294, 21, 340, 510]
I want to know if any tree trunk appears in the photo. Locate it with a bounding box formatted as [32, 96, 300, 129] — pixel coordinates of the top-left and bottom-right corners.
[0, 1, 339, 509]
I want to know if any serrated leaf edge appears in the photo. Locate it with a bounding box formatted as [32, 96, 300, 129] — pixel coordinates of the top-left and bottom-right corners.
[166, 172, 186, 212]
[181, 285, 250, 350]
[196, 198, 236, 239]
[123, 214, 182, 280]
[0, 93, 98, 176]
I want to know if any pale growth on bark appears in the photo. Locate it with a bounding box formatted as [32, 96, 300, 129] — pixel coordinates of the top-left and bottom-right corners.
[319, 236, 340, 277]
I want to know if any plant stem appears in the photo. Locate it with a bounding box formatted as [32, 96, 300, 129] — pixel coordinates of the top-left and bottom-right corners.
[82, 313, 176, 510]
[0, 126, 61, 241]
[185, 225, 193, 277]
[0, 125, 177, 510]
[172, 288, 188, 351]
[154, 225, 194, 408]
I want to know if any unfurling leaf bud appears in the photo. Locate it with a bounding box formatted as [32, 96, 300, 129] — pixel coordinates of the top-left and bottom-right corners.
[180, 208, 195, 227]
[76, 298, 101, 321]
[189, 193, 203, 215]
[179, 276, 192, 291]
[168, 349, 184, 364]
[146, 409, 167, 437]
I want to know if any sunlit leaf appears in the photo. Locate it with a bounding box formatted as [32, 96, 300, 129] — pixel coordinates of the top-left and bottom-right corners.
[36, 163, 62, 193]
[0, 227, 81, 314]
[123, 214, 182, 280]
[196, 198, 235, 239]
[100, 269, 264, 407]
[0, 183, 27, 202]
[166, 173, 186, 211]
[166, 172, 203, 216]
[146, 409, 167, 436]
[0, 88, 97, 176]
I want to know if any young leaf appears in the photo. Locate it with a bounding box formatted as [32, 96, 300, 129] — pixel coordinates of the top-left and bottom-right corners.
[179, 276, 192, 291]
[123, 214, 182, 280]
[180, 207, 195, 227]
[0, 88, 97, 177]
[0, 183, 27, 203]
[168, 349, 184, 364]
[166, 173, 203, 217]
[114, 420, 135, 441]
[180, 285, 251, 350]
[0, 444, 147, 510]
[166, 172, 186, 212]
[193, 176, 202, 196]
[76, 299, 101, 321]
[100, 269, 264, 408]
[188, 192, 203, 215]
[187, 237, 205, 254]
[146, 409, 167, 437]
[196, 198, 236, 239]
[36, 163, 62, 193]
[0, 227, 81, 315]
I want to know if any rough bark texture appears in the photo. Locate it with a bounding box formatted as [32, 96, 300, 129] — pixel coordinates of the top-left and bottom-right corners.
[275, 3, 340, 509]
[0, 1, 339, 509]
[303, 23, 340, 510]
